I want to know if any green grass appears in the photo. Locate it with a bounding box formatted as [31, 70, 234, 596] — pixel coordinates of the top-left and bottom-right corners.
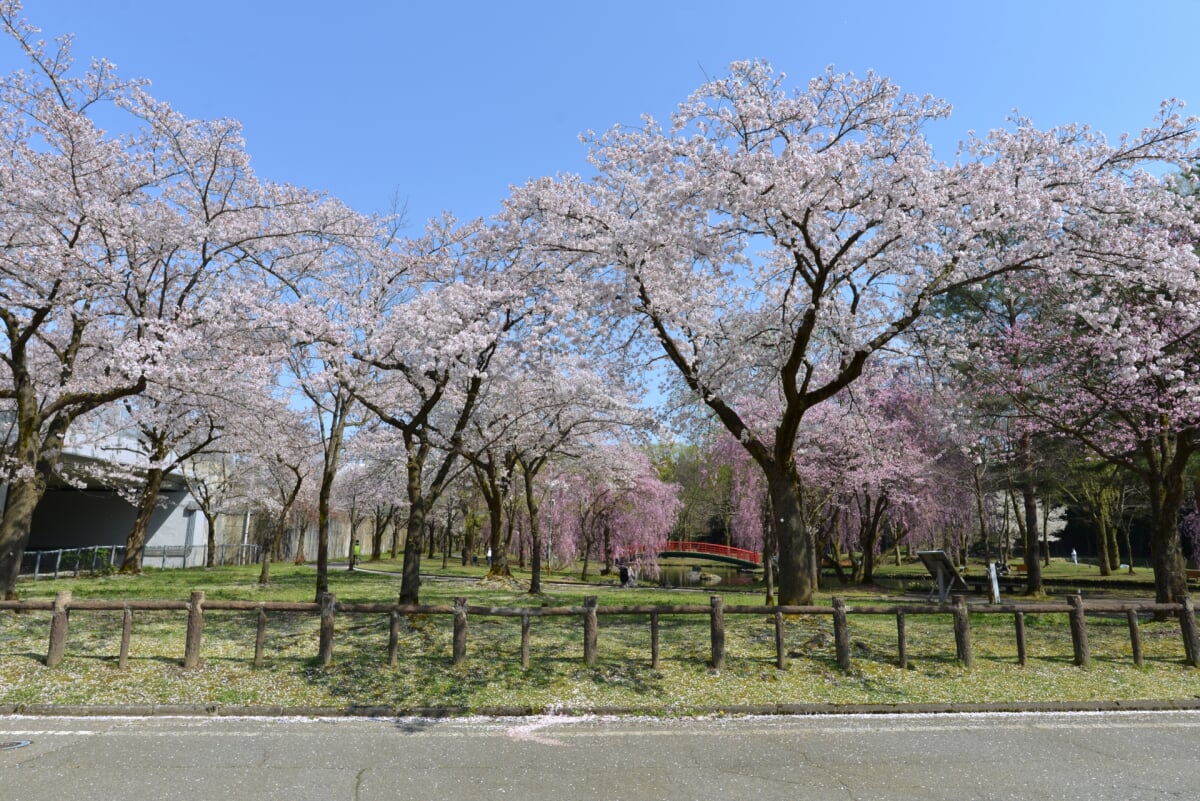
[2, 559, 1198, 714]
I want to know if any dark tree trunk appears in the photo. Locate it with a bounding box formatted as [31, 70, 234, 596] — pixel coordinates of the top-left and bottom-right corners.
[314, 464, 334, 600]
[1018, 434, 1043, 595]
[259, 516, 286, 585]
[0, 476, 46, 599]
[1144, 442, 1190, 605]
[768, 467, 815, 606]
[762, 497, 775, 605]
[485, 489, 511, 579]
[1105, 516, 1122, 572]
[523, 470, 544, 595]
[1095, 513, 1113, 577]
[204, 510, 217, 567]
[372, 507, 387, 562]
[121, 466, 165, 575]
[854, 493, 888, 585]
[399, 501, 425, 605]
[603, 524, 614, 575]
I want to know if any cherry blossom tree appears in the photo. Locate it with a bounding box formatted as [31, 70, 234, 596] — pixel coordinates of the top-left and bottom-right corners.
[335, 426, 407, 564]
[456, 351, 644, 592]
[344, 216, 552, 604]
[548, 443, 678, 580]
[114, 339, 280, 572]
[515, 365, 645, 593]
[231, 399, 320, 585]
[178, 450, 250, 566]
[0, 4, 360, 597]
[950, 253, 1200, 602]
[509, 61, 1199, 604]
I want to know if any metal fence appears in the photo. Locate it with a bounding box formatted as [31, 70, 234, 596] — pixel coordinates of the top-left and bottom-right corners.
[20, 544, 262, 579]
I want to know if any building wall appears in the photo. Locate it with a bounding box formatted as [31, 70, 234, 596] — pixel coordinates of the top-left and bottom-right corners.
[29, 487, 207, 566]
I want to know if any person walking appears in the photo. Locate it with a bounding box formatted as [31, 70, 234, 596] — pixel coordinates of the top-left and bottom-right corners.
[350, 539, 362, 570]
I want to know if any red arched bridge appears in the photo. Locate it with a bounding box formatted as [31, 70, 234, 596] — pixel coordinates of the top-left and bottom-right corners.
[656, 541, 762, 569]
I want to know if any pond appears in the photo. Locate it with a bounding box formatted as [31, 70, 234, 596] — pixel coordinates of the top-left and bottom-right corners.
[655, 562, 760, 588]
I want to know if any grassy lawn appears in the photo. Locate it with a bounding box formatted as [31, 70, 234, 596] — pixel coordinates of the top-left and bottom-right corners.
[2, 559, 1197, 714]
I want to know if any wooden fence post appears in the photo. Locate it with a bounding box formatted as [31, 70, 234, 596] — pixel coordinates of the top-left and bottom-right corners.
[1014, 611, 1027, 666]
[710, 595, 725, 670]
[254, 606, 268, 669]
[952, 594, 972, 668]
[1179, 596, 1200, 668]
[1126, 609, 1144, 668]
[317, 592, 335, 667]
[183, 590, 205, 669]
[832, 597, 850, 671]
[453, 597, 468, 667]
[583, 596, 598, 667]
[775, 610, 787, 670]
[896, 612, 907, 670]
[1067, 593, 1090, 668]
[118, 606, 133, 670]
[45, 591, 71, 667]
[650, 612, 660, 670]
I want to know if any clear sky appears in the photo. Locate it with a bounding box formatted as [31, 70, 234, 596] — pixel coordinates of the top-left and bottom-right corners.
[5, 0, 1197, 227]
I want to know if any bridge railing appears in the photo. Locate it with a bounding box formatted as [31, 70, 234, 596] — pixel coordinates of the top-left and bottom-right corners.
[662, 540, 762, 564]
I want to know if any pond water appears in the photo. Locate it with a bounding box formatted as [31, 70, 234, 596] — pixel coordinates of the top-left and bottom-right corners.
[656, 563, 760, 588]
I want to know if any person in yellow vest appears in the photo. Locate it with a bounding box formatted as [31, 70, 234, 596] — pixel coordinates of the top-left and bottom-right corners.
[350, 539, 362, 571]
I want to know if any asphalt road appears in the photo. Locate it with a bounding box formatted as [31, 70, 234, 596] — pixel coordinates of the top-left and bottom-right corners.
[2, 711, 1198, 800]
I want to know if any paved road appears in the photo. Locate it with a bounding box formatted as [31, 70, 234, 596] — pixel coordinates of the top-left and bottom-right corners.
[3, 711, 1198, 800]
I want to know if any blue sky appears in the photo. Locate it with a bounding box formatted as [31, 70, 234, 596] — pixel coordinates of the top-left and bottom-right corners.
[5, 1, 1197, 227]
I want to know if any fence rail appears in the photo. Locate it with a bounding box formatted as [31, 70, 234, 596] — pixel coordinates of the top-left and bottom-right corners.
[19, 545, 261, 578]
[3, 591, 1198, 673]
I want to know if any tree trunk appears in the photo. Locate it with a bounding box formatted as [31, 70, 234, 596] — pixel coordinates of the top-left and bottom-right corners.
[973, 461, 990, 563]
[121, 466, 165, 575]
[314, 464, 334, 600]
[523, 471, 544, 595]
[1021, 484, 1042, 594]
[1145, 458, 1189, 605]
[603, 524, 614, 576]
[372, 507, 387, 562]
[399, 501, 425, 605]
[259, 516, 285, 585]
[1142, 434, 1190, 604]
[441, 504, 452, 570]
[1094, 513, 1112, 577]
[855, 494, 888, 585]
[0, 475, 46, 599]
[390, 507, 403, 560]
[203, 510, 217, 567]
[486, 489, 511, 580]
[762, 497, 775, 605]
[1018, 434, 1043, 595]
[768, 467, 815, 606]
[1041, 500, 1051, 568]
[1105, 514, 1121, 572]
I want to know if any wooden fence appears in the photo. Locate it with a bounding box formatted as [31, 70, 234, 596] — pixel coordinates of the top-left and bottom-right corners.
[4, 591, 1199, 672]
